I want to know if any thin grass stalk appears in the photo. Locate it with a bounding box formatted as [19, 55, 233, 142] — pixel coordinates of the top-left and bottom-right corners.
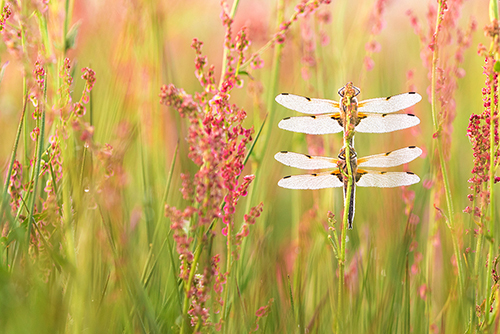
[425, 185, 438, 331]
[472, 215, 484, 330]
[180, 239, 203, 334]
[141, 142, 181, 311]
[429, 0, 464, 296]
[0, 93, 28, 230]
[485, 50, 499, 328]
[222, 217, 232, 333]
[218, 0, 240, 90]
[247, 0, 284, 221]
[63, 0, 71, 54]
[489, 68, 497, 237]
[337, 145, 352, 321]
[26, 76, 47, 247]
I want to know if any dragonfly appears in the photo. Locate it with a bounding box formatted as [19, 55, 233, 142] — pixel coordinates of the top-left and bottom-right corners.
[275, 146, 422, 229]
[275, 82, 422, 135]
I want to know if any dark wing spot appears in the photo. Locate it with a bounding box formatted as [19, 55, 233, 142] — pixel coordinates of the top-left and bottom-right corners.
[311, 173, 317, 176]
[408, 113, 416, 117]
[382, 114, 388, 117]
[356, 171, 366, 182]
[331, 171, 343, 182]
[385, 151, 392, 156]
[283, 117, 291, 120]
[310, 115, 316, 119]
[409, 145, 416, 149]
[283, 175, 291, 179]
[358, 115, 367, 119]
[409, 92, 416, 95]
[305, 97, 311, 101]
[406, 172, 415, 175]
[380, 171, 387, 174]
[282, 93, 289, 95]
[280, 150, 288, 153]
[386, 96, 392, 101]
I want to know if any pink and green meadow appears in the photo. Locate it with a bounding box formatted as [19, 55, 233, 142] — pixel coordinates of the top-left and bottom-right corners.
[0, 0, 498, 332]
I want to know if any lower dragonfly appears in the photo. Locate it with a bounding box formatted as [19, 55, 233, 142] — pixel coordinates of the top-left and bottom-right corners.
[275, 146, 422, 229]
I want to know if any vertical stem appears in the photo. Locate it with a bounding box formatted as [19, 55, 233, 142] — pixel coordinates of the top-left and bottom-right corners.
[488, 66, 497, 242]
[429, 0, 464, 295]
[63, 0, 71, 54]
[180, 240, 204, 334]
[218, 0, 240, 90]
[248, 0, 284, 211]
[27, 77, 47, 247]
[484, 58, 498, 327]
[0, 93, 28, 230]
[222, 219, 232, 333]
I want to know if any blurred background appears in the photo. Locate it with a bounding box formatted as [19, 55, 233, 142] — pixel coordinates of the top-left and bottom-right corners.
[0, 0, 495, 332]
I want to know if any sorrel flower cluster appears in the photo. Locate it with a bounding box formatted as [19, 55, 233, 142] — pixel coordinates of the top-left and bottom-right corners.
[407, 1, 476, 157]
[159, 32, 262, 329]
[241, 0, 331, 69]
[464, 21, 500, 217]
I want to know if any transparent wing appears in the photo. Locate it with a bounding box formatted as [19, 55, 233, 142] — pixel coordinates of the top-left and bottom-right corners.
[355, 113, 420, 133]
[278, 172, 344, 189]
[357, 146, 422, 168]
[356, 171, 420, 188]
[358, 92, 422, 114]
[275, 93, 340, 114]
[278, 114, 343, 134]
[275, 151, 339, 170]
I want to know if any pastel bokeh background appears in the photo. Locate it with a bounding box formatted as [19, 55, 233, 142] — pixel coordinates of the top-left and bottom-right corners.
[0, 0, 497, 333]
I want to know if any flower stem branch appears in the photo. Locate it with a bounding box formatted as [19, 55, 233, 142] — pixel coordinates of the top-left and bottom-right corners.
[430, 0, 464, 295]
[218, 0, 240, 90]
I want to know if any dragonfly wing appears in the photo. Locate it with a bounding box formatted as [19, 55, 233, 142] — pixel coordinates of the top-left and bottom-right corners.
[355, 113, 420, 133]
[357, 146, 422, 168]
[276, 93, 340, 114]
[275, 151, 339, 170]
[358, 92, 422, 114]
[278, 172, 344, 189]
[356, 171, 420, 188]
[278, 114, 343, 134]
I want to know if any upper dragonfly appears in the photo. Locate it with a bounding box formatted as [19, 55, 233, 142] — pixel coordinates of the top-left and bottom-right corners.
[275, 146, 422, 229]
[275, 82, 421, 135]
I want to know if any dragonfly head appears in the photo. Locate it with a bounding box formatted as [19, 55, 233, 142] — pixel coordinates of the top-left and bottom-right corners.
[338, 82, 360, 98]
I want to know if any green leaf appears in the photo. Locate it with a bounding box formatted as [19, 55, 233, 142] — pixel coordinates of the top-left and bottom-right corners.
[65, 21, 81, 51]
[494, 61, 500, 73]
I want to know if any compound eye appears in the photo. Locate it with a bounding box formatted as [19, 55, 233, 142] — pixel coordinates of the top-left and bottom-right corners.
[338, 86, 345, 97]
[353, 86, 361, 97]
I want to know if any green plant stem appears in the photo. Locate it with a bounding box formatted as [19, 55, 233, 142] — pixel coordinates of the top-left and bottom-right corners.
[180, 240, 204, 334]
[0, 93, 28, 230]
[247, 0, 284, 213]
[222, 219, 232, 333]
[488, 69, 497, 238]
[218, 0, 240, 90]
[337, 155, 351, 328]
[26, 79, 47, 248]
[490, 0, 499, 21]
[484, 55, 498, 328]
[63, 0, 71, 53]
[429, 0, 464, 296]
